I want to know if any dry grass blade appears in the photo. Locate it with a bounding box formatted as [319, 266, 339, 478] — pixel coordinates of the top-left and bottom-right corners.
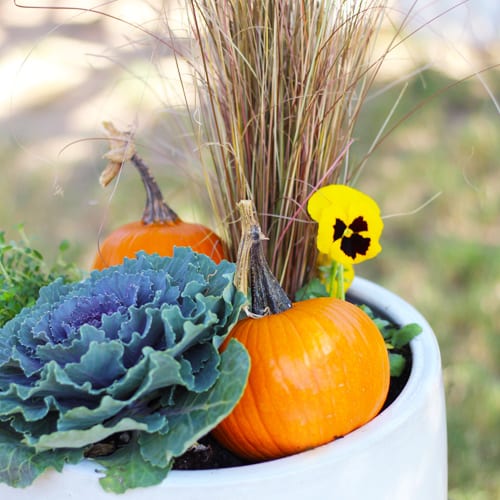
[187, 0, 389, 296]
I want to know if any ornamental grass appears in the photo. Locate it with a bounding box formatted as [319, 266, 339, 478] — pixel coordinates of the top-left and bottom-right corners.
[185, 0, 396, 297]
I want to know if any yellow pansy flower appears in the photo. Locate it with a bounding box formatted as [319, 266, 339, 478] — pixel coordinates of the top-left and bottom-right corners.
[308, 184, 383, 266]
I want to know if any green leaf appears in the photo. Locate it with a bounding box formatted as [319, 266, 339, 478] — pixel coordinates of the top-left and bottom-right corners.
[390, 323, 422, 349]
[358, 303, 422, 378]
[58, 240, 70, 253]
[389, 353, 406, 377]
[295, 278, 329, 301]
[0, 423, 83, 488]
[139, 339, 250, 467]
[29, 417, 151, 452]
[358, 304, 392, 335]
[95, 436, 171, 494]
[359, 304, 422, 347]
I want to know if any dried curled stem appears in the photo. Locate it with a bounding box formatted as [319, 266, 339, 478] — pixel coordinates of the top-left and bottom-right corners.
[100, 121, 136, 187]
[100, 121, 178, 225]
[236, 200, 292, 318]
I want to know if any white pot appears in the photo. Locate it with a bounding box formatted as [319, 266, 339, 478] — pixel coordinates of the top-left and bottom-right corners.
[1, 278, 447, 499]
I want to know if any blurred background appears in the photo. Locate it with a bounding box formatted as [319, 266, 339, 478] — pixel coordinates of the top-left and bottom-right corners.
[0, 1, 498, 498]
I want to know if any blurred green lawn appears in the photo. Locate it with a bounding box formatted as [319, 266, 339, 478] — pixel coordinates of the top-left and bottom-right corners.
[0, 8, 499, 499]
[355, 70, 500, 500]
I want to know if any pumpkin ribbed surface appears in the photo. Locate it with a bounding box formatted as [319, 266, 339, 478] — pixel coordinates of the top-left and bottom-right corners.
[212, 297, 390, 461]
[92, 220, 225, 270]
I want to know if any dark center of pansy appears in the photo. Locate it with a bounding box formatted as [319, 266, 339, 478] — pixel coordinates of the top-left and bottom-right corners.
[333, 216, 371, 259]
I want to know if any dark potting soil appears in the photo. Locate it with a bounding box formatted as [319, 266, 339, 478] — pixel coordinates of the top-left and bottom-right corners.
[172, 344, 413, 470]
[173, 434, 249, 469]
[383, 343, 412, 411]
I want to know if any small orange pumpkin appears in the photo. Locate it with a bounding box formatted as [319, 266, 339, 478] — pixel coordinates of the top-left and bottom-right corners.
[212, 201, 390, 461]
[92, 123, 225, 270]
[92, 218, 224, 271]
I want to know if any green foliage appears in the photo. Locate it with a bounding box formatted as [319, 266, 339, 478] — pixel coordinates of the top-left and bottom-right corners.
[0, 225, 82, 327]
[360, 305, 422, 377]
[294, 278, 329, 301]
[96, 436, 171, 494]
[0, 249, 249, 493]
[96, 339, 248, 493]
[0, 425, 83, 488]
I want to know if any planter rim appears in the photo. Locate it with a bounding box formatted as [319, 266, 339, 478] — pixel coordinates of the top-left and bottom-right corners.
[136, 276, 443, 486]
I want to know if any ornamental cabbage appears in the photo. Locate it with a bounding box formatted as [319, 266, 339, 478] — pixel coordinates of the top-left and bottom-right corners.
[0, 248, 249, 493]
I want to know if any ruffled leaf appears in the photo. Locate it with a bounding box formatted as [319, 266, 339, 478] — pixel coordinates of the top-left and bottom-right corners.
[0, 423, 83, 488]
[28, 417, 151, 452]
[139, 339, 250, 467]
[0, 249, 248, 491]
[96, 435, 171, 494]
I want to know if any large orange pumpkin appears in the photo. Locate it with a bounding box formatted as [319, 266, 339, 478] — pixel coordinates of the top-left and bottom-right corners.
[212, 297, 390, 461]
[212, 201, 390, 461]
[92, 123, 225, 270]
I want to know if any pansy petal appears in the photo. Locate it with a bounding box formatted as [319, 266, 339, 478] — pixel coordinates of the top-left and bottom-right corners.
[316, 211, 336, 256]
[307, 184, 342, 222]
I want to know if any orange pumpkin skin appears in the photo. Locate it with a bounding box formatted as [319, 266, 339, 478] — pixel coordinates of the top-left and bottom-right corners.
[92, 220, 226, 270]
[212, 297, 390, 461]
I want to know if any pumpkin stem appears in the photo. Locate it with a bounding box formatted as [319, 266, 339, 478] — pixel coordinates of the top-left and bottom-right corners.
[101, 121, 179, 225]
[236, 200, 292, 317]
[129, 154, 179, 225]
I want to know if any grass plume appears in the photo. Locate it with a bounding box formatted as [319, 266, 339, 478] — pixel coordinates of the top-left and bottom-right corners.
[186, 0, 392, 296]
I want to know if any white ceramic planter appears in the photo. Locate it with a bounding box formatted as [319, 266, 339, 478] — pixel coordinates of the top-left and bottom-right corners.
[1, 277, 447, 499]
